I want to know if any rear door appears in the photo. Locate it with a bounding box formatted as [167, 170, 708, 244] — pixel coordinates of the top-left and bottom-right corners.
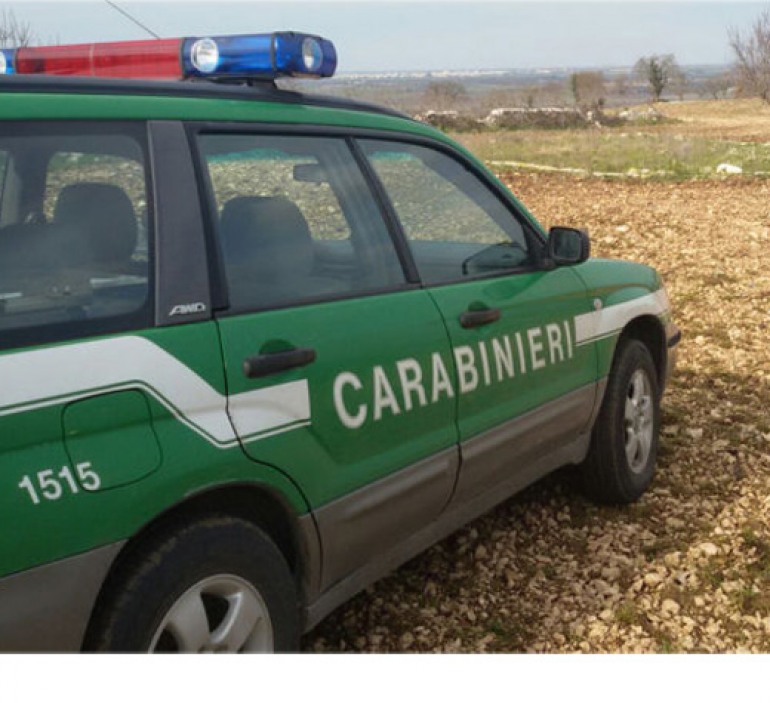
[359, 139, 599, 502]
[0, 122, 225, 578]
[194, 131, 459, 589]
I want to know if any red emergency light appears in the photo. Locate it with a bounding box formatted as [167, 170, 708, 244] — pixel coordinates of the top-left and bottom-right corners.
[14, 38, 183, 79]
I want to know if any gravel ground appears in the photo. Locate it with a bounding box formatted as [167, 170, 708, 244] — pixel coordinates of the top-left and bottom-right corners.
[305, 173, 770, 653]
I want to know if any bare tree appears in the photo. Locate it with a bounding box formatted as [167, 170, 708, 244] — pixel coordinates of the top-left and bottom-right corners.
[422, 80, 468, 111]
[481, 88, 519, 113]
[538, 80, 568, 107]
[729, 10, 770, 102]
[0, 9, 35, 48]
[670, 66, 688, 101]
[701, 72, 734, 100]
[634, 54, 679, 101]
[613, 73, 630, 99]
[569, 71, 605, 107]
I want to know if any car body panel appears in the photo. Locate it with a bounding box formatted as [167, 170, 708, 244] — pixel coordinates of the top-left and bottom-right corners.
[0, 326, 312, 579]
[571, 259, 672, 378]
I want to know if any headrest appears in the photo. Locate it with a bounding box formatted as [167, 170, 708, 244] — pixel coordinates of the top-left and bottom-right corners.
[219, 195, 314, 279]
[54, 183, 137, 263]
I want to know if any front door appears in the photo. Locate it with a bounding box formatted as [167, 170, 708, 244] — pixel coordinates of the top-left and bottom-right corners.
[359, 139, 599, 502]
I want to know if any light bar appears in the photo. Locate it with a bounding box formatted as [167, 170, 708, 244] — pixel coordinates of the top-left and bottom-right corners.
[0, 32, 337, 81]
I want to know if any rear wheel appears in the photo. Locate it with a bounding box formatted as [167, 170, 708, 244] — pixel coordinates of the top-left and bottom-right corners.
[581, 338, 660, 504]
[87, 516, 299, 652]
[149, 573, 274, 652]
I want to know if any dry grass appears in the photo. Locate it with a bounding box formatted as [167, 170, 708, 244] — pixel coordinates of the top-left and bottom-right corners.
[453, 98, 770, 178]
[457, 128, 770, 178]
[305, 171, 770, 653]
[650, 98, 770, 142]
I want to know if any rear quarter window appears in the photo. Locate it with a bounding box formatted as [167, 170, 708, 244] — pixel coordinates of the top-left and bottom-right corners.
[0, 124, 153, 351]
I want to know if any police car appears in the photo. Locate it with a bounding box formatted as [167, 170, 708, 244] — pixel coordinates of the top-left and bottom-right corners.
[0, 32, 679, 652]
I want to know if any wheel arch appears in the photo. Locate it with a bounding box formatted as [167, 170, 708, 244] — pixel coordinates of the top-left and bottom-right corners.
[82, 481, 317, 650]
[616, 314, 667, 390]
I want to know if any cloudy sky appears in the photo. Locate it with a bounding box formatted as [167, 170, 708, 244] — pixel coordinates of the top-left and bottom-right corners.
[2, 1, 762, 71]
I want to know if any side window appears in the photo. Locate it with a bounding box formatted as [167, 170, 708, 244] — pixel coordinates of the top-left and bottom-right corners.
[0, 127, 152, 350]
[198, 134, 405, 312]
[43, 152, 149, 259]
[360, 140, 535, 286]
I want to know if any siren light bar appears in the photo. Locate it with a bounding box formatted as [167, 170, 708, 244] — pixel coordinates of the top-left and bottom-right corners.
[0, 32, 337, 81]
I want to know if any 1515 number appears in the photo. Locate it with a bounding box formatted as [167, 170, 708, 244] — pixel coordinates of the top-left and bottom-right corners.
[18, 462, 101, 505]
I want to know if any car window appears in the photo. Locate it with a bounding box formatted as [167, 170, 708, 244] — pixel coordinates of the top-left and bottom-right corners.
[0, 126, 152, 350]
[360, 140, 535, 285]
[43, 151, 149, 260]
[198, 134, 406, 312]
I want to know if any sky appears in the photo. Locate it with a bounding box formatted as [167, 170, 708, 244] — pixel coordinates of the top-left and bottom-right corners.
[1, 1, 765, 71]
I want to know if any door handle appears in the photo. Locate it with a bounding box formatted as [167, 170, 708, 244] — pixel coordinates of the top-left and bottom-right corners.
[459, 307, 501, 329]
[243, 347, 317, 379]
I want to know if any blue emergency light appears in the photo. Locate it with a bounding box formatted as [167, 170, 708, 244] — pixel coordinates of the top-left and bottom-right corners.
[0, 49, 14, 75]
[183, 33, 337, 79]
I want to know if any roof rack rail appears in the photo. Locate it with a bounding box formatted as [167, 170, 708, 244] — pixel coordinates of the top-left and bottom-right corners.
[0, 73, 413, 121]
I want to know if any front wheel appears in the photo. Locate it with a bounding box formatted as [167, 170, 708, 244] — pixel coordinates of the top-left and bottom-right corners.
[581, 338, 661, 504]
[86, 516, 300, 652]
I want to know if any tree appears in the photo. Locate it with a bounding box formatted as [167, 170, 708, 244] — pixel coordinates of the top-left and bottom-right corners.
[613, 73, 630, 99]
[729, 10, 770, 102]
[422, 80, 468, 111]
[0, 9, 34, 48]
[634, 54, 679, 101]
[481, 87, 519, 113]
[670, 66, 688, 101]
[701, 72, 734, 100]
[539, 80, 568, 107]
[569, 71, 605, 107]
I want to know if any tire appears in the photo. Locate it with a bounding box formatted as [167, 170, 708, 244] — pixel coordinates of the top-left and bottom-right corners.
[581, 338, 660, 504]
[87, 516, 300, 652]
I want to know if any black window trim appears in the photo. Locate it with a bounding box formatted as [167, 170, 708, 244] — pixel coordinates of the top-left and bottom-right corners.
[148, 120, 214, 327]
[0, 120, 155, 353]
[347, 137, 420, 285]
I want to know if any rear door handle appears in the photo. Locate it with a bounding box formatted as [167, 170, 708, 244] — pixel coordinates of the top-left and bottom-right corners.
[459, 307, 501, 329]
[243, 347, 316, 379]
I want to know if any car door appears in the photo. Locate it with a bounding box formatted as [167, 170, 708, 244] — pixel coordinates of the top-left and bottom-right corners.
[195, 131, 460, 590]
[359, 138, 600, 503]
[0, 121, 229, 579]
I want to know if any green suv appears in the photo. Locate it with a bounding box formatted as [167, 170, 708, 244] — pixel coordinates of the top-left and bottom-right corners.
[0, 32, 679, 652]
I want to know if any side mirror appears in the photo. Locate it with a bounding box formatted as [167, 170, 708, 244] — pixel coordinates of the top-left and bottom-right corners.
[547, 226, 590, 266]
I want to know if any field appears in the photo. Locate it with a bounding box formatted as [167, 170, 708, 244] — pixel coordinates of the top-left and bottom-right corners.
[651, 98, 770, 141]
[305, 99, 770, 653]
[454, 98, 770, 178]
